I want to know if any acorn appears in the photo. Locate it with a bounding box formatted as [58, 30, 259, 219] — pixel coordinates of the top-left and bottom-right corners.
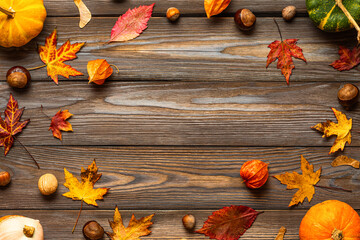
[182, 214, 196, 231]
[83, 221, 104, 240]
[0, 171, 11, 186]
[234, 9, 256, 31]
[6, 66, 31, 88]
[338, 83, 359, 108]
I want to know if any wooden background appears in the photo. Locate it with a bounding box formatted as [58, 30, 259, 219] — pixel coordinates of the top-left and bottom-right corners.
[0, 0, 359, 239]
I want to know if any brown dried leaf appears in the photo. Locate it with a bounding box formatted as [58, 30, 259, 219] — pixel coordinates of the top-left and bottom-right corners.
[331, 155, 360, 169]
[275, 226, 286, 240]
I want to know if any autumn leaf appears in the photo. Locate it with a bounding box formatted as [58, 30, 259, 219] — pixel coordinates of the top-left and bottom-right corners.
[330, 46, 360, 71]
[274, 155, 321, 207]
[275, 226, 286, 240]
[204, 0, 231, 18]
[49, 110, 73, 140]
[196, 205, 261, 240]
[106, 206, 154, 240]
[88, 59, 117, 85]
[109, 3, 155, 42]
[74, 0, 92, 28]
[39, 29, 85, 84]
[63, 160, 109, 232]
[266, 38, 306, 85]
[331, 155, 359, 169]
[312, 108, 352, 154]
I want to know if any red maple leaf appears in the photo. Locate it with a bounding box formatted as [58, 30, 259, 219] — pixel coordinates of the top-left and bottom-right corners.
[49, 110, 73, 140]
[0, 94, 29, 155]
[196, 205, 261, 240]
[266, 39, 306, 85]
[330, 46, 360, 71]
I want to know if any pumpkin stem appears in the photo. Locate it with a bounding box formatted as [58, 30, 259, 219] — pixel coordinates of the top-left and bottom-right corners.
[0, 5, 15, 18]
[23, 225, 35, 238]
[331, 228, 343, 240]
[335, 0, 360, 44]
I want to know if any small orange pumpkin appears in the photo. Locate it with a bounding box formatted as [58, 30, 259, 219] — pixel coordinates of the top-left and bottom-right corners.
[0, 0, 46, 48]
[299, 200, 360, 240]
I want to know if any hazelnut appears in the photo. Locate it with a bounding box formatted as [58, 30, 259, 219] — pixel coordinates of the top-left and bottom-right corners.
[182, 214, 196, 230]
[0, 171, 11, 187]
[38, 173, 58, 195]
[282, 6, 296, 21]
[167, 7, 180, 21]
[338, 83, 359, 108]
[83, 221, 104, 240]
[234, 9, 256, 31]
[6, 66, 31, 88]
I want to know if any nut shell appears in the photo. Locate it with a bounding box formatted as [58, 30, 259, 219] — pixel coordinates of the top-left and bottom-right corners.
[182, 214, 196, 230]
[167, 7, 180, 21]
[338, 83, 359, 108]
[38, 173, 58, 195]
[0, 171, 11, 186]
[83, 221, 104, 240]
[282, 6, 296, 21]
[6, 66, 31, 88]
[240, 160, 269, 189]
[234, 9, 256, 31]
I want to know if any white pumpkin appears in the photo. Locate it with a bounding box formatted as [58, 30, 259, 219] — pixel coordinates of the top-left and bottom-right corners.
[0, 215, 43, 240]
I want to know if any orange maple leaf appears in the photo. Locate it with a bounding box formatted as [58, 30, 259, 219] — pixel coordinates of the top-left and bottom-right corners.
[311, 108, 352, 154]
[63, 160, 109, 232]
[39, 29, 85, 84]
[49, 110, 73, 140]
[266, 39, 306, 85]
[0, 94, 29, 156]
[274, 155, 321, 207]
[106, 206, 154, 240]
[87, 59, 114, 85]
[204, 0, 231, 18]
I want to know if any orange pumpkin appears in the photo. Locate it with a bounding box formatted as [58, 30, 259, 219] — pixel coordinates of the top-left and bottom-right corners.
[0, 0, 46, 48]
[299, 200, 360, 240]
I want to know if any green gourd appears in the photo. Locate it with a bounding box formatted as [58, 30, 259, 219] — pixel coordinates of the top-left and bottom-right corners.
[306, 0, 360, 32]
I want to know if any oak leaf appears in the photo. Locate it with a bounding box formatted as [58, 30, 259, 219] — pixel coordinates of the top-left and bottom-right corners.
[196, 205, 261, 240]
[74, 0, 92, 28]
[106, 206, 154, 240]
[275, 226, 286, 240]
[266, 39, 306, 85]
[49, 110, 73, 140]
[204, 0, 231, 18]
[63, 160, 109, 232]
[312, 108, 352, 154]
[87, 59, 114, 85]
[330, 46, 360, 71]
[39, 29, 85, 84]
[0, 94, 29, 156]
[274, 155, 321, 207]
[110, 4, 155, 42]
[331, 155, 359, 169]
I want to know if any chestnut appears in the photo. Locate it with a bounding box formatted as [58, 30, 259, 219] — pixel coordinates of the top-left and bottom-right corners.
[167, 7, 180, 22]
[83, 221, 104, 240]
[6, 66, 31, 88]
[234, 9, 256, 31]
[338, 83, 359, 108]
[0, 171, 11, 187]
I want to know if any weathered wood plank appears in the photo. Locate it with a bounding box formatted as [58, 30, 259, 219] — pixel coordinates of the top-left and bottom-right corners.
[0, 17, 357, 82]
[1, 146, 359, 210]
[42, 0, 307, 16]
[0, 81, 358, 147]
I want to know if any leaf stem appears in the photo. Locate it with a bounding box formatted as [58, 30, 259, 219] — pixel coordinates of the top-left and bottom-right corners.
[335, 0, 360, 44]
[72, 200, 83, 233]
[273, 18, 283, 41]
[0, 5, 15, 18]
[109, 64, 120, 74]
[315, 184, 352, 193]
[40, 105, 52, 120]
[14, 136, 40, 169]
[27, 65, 46, 71]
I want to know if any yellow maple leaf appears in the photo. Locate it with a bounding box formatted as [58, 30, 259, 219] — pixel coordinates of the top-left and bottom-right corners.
[312, 108, 352, 154]
[63, 160, 109, 232]
[39, 28, 85, 84]
[106, 206, 154, 240]
[274, 155, 321, 207]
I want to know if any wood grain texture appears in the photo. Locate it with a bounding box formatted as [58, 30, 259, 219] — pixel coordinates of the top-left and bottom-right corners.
[0, 81, 359, 147]
[0, 17, 358, 82]
[0, 146, 359, 210]
[0, 209, 319, 239]
[42, 0, 307, 16]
